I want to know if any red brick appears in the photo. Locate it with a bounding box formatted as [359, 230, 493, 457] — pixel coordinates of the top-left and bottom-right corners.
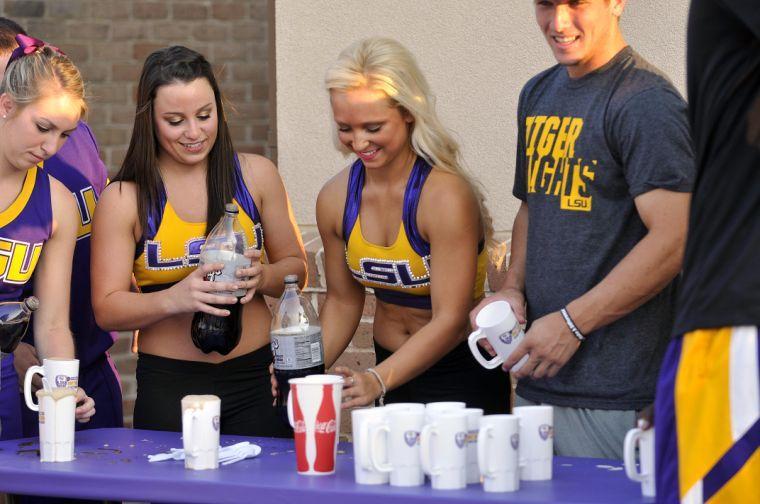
[232, 22, 267, 42]
[214, 43, 248, 62]
[110, 105, 136, 126]
[49, 0, 89, 18]
[172, 2, 209, 20]
[112, 22, 149, 41]
[92, 41, 131, 60]
[235, 143, 265, 155]
[133, 42, 166, 60]
[79, 63, 109, 83]
[250, 0, 268, 20]
[66, 23, 110, 40]
[212, 3, 245, 20]
[91, 2, 130, 19]
[250, 84, 269, 100]
[63, 44, 90, 65]
[90, 83, 130, 104]
[112, 63, 142, 82]
[230, 124, 249, 144]
[250, 123, 269, 141]
[96, 127, 130, 146]
[351, 322, 374, 349]
[25, 20, 67, 41]
[228, 102, 269, 122]
[134, 2, 168, 19]
[222, 83, 248, 103]
[5, 1, 45, 17]
[150, 22, 195, 42]
[193, 24, 229, 42]
[231, 62, 268, 82]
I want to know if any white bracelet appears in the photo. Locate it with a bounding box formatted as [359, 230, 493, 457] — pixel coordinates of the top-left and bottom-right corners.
[560, 307, 586, 342]
[365, 368, 386, 406]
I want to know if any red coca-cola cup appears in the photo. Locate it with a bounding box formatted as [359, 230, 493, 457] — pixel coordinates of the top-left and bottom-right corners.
[287, 374, 344, 475]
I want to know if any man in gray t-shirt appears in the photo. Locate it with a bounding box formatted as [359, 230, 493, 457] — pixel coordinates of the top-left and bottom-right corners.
[471, 0, 694, 459]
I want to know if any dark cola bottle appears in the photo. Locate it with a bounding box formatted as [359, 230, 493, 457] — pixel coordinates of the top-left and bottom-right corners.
[190, 204, 250, 355]
[0, 296, 39, 354]
[271, 275, 325, 420]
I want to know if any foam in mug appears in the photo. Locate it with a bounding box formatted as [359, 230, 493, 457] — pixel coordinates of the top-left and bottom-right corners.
[36, 388, 77, 463]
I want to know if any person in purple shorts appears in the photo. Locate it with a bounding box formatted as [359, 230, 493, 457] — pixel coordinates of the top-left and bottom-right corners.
[0, 24, 96, 441]
[0, 18, 120, 440]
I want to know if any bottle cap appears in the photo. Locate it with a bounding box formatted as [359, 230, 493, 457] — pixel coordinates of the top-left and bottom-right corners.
[24, 296, 40, 312]
[225, 203, 238, 214]
[284, 274, 299, 284]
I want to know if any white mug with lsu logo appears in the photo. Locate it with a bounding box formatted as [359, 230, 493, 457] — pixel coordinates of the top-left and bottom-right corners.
[468, 301, 528, 371]
[513, 405, 553, 481]
[624, 422, 656, 498]
[419, 410, 469, 490]
[181, 394, 221, 470]
[478, 414, 521, 492]
[24, 358, 79, 411]
[369, 407, 425, 487]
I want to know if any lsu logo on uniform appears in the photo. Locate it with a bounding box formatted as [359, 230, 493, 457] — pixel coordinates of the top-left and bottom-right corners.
[0, 238, 43, 285]
[351, 256, 430, 289]
[145, 237, 206, 270]
[73, 186, 97, 240]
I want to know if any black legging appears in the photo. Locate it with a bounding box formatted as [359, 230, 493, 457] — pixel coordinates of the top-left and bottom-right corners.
[374, 340, 511, 413]
[134, 346, 291, 438]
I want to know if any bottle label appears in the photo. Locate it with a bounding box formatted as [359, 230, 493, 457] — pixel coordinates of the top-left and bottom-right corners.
[271, 328, 324, 370]
[201, 250, 250, 297]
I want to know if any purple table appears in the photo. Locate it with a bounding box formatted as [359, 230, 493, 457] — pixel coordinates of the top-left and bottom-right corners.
[0, 428, 651, 503]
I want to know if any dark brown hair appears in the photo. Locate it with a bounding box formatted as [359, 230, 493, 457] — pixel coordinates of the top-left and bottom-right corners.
[113, 45, 236, 235]
[0, 17, 26, 52]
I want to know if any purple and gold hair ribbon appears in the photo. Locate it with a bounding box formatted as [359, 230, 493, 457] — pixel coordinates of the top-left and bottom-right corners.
[6, 34, 64, 69]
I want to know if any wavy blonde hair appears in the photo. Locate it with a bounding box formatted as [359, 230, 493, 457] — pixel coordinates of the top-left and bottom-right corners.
[325, 37, 495, 248]
[1, 45, 86, 117]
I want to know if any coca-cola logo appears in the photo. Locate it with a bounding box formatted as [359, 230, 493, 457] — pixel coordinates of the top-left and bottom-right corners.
[539, 424, 553, 441]
[404, 430, 419, 447]
[212, 415, 220, 431]
[294, 420, 306, 434]
[315, 419, 337, 434]
[455, 431, 467, 449]
[511, 433, 519, 450]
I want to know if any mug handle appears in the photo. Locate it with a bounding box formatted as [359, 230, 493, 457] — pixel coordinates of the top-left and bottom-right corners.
[467, 329, 503, 369]
[23, 365, 45, 412]
[183, 408, 198, 457]
[419, 423, 440, 476]
[624, 428, 645, 482]
[369, 422, 392, 473]
[477, 425, 493, 478]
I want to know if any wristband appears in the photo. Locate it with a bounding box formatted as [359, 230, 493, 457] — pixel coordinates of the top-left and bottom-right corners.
[560, 307, 586, 342]
[365, 368, 386, 406]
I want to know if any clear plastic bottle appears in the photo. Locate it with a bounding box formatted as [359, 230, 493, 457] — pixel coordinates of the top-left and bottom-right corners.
[190, 203, 250, 355]
[0, 296, 39, 354]
[271, 275, 325, 413]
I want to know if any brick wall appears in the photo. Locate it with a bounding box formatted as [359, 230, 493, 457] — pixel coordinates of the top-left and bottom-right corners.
[1, 0, 272, 169]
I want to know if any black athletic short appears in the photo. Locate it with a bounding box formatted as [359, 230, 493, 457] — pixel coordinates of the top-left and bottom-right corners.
[374, 340, 511, 414]
[134, 346, 291, 438]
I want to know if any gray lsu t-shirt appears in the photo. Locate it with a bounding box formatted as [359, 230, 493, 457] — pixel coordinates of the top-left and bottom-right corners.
[512, 47, 694, 410]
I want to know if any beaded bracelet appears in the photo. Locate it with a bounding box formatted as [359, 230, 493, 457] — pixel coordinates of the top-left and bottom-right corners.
[560, 307, 586, 342]
[366, 368, 386, 406]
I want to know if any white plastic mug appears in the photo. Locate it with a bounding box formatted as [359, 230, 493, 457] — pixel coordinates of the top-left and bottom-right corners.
[419, 411, 468, 490]
[369, 408, 425, 487]
[478, 414, 520, 492]
[181, 395, 221, 470]
[351, 407, 390, 485]
[424, 402, 466, 423]
[513, 405, 553, 481]
[25, 358, 79, 411]
[468, 301, 528, 371]
[37, 388, 76, 462]
[624, 425, 656, 498]
[462, 408, 484, 484]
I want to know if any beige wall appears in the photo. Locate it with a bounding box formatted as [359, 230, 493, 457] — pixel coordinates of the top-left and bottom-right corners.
[275, 0, 690, 231]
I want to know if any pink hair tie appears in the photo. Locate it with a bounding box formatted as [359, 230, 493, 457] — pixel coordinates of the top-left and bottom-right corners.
[6, 34, 65, 69]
